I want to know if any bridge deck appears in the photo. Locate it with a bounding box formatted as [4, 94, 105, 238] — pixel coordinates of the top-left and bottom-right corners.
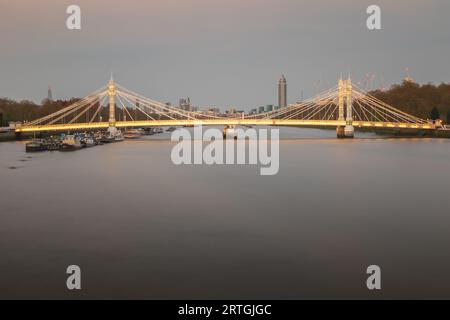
[15, 119, 435, 133]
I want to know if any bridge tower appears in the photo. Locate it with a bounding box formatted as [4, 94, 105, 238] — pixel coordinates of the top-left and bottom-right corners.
[336, 78, 346, 138]
[338, 78, 345, 121]
[344, 78, 354, 138]
[108, 76, 116, 132]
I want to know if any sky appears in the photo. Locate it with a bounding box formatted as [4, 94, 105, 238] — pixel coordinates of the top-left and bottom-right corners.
[0, 0, 449, 110]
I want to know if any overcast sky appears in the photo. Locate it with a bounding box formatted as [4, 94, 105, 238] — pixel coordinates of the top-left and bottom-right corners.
[0, 0, 449, 110]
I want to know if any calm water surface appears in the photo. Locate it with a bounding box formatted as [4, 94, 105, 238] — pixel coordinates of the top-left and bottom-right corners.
[1, 127, 450, 299]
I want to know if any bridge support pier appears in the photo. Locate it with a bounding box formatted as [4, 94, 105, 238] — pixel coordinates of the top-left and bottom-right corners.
[344, 125, 354, 138]
[336, 126, 345, 138]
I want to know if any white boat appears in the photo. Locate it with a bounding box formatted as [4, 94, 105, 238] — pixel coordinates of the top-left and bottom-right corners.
[223, 125, 237, 139]
[124, 129, 144, 139]
[81, 136, 95, 148]
[114, 130, 124, 142]
[60, 135, 82, 151]
[101, 128, 124, 143]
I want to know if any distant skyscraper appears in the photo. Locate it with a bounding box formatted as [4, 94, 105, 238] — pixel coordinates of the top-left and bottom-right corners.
[47, 85, 53, 101]
[179, 97, 192, 111]
[278, 75, 287, 108]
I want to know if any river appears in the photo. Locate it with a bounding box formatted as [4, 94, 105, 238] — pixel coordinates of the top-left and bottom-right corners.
[1, 127, 450, 299]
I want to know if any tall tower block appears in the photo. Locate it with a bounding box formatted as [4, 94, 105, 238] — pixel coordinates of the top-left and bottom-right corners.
[278, 75, 287, 108]
[47, 85, 53, 101]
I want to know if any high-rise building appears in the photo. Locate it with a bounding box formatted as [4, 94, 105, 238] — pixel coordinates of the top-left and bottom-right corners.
[207, 107, 221, 115]
[179, 97, 192, 111]
[227, 108, 237, 114]
[278, 75, 287, 108]
[47, 85, 53, 101]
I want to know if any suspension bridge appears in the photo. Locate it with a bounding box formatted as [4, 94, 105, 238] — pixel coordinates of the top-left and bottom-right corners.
[14, 76, 438, 138]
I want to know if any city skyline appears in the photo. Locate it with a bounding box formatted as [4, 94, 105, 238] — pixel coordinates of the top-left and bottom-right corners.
[33, 72, 418, 114]
[1, 0, 449, 111]
[36, 76, 293, 113]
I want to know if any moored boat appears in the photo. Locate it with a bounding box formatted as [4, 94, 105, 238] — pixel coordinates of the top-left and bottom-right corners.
[100, 133, 115, 143]
[26, 139, 46, 152]
[93, 132, 104, 145]
[114, 130, 124, 142]
[223, 125, 238, 139]
[81, 136, 95, 148]
[101, 128, 124, 143]
[60, 135, 82, 151]
[124, 129, 143, 139]
[43, 136, 61, 151]
[143, 128, 155, 135]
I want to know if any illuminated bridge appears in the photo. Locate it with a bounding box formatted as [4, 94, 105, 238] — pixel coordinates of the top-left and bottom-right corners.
[15, 76, 438, 138]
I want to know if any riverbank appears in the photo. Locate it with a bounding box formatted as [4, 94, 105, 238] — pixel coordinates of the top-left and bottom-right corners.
[0, 132, 16, 141]
[293, 125, 450, 139]
[0, 131, 37, 142]
[2, 127, 450, 142]
[370, 128, 450, 138]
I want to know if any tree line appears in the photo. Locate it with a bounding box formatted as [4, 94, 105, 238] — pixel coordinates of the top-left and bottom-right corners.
[0, 98, 80, 126]
[0, 97, 167, 126]
[370, 80, 450, 123]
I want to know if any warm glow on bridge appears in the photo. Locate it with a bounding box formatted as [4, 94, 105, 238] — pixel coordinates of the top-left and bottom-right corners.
[15, 78, 436, 135]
